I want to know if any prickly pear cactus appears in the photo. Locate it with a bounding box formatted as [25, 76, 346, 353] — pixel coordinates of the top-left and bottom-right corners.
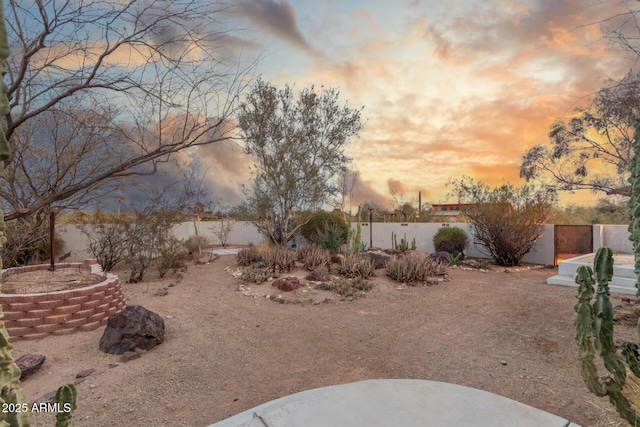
[573, 115, 640, 425]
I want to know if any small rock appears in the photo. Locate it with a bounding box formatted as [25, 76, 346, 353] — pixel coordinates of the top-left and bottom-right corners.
[108, 363, 119, 369]
[119, 351, 141, 363]
[76, 368, 95, 379]
[74, 378, 86, 385]
[154, 288, 169, 297]
[168, 283, 176, 288]
[35, 390, 57, 405]
[89, 384, 97, 390]
[269, 295, 285, 304]
[313, 282, 331, 291]
[166, 315, 174, 319]
[134, 348, 148, 356]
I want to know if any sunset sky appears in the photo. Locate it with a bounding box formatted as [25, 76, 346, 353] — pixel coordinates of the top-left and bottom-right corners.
[102, 0, 638, 211]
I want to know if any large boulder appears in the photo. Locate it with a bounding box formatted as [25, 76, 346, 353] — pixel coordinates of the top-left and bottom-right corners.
[364, 248, 392, 269]
[99, 305, 165, 355]
[272, 276, 300, 292]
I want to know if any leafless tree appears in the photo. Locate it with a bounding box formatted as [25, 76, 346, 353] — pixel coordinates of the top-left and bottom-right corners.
[2, 0, 255, 222]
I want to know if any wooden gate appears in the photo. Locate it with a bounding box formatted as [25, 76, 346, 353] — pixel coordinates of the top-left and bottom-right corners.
[554, 225, 593, 266]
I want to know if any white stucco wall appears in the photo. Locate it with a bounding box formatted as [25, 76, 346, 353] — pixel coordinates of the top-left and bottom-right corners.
[57, 221, 625, 267]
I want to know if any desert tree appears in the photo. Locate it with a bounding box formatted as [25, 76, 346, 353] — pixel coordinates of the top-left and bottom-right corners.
[520, 72, 640, 197]
[238, 79, 364, 245]
[1, 0, 255, 224]
[448, 176, 556, 267]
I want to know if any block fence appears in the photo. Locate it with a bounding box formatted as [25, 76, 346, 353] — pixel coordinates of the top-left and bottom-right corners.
[0, 259, 126, 341]
[56, 221, 635, 267]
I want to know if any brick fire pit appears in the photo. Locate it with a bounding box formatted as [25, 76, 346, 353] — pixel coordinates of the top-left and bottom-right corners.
[0, 259, 126, 341]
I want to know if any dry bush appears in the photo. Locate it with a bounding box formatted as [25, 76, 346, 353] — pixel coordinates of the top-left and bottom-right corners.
[306, 264, 330, 281]
[237, 246, 261, 266]
[340, 255, 375, 279]
[330, 277, 372, 298]
[386, 252, 444, 285]
[296, 244, 331, 270]
[262, 246, 296, 272]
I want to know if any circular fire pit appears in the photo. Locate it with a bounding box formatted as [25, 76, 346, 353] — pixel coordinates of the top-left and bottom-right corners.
[0, 259, 126, 341]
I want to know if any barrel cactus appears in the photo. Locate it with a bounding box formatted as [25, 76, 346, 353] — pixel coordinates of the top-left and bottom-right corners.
[572, 115, 640, 424]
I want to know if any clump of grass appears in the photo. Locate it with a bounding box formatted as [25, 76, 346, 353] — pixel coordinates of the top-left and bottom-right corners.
[262, 245, 296, 272]
[339, 255, 375, 279]
[386, 252, 444, 285]
[296, 244, 331, 270]
[330, 277, 372, 298]
[306, 264, 330, 281]
[237, 246, 261, 266]
[239, 267, 273, 284]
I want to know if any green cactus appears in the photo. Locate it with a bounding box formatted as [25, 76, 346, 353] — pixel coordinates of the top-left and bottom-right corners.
[0, 308, 29, 427]
[54, 384, 77, 427]
[0, 2, 77, 426]
[573, 115, 640, 425]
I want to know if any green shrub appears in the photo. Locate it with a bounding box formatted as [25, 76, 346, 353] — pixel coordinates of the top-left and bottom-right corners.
[315, 222, 346, 255]
[386, 252, 444, 285]
[433, 227, 469, 257]
[300, 211, 348, 246]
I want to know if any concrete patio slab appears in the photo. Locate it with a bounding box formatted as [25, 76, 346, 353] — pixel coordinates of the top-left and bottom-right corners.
[210, 248, 241, 256]
[547, 253, 637, 295]
[209, 379, 579, 427]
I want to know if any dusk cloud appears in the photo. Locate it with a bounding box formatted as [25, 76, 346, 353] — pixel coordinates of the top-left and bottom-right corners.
[237, 0, 323, 57]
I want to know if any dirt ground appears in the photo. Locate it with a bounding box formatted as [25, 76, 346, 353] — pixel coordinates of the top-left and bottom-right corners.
[11, 253, 634, 427]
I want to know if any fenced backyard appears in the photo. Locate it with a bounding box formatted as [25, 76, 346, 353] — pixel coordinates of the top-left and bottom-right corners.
[54, 221, 633, 267]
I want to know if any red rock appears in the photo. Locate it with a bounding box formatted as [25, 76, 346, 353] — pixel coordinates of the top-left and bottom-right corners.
[272, 276, 300, 292]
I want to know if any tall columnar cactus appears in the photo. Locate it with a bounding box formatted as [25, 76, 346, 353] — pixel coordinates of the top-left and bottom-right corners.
[54, 384, 77, 427]
[573, 115, 640, 425]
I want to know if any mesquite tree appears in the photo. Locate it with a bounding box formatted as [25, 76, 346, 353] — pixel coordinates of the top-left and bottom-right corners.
[238, 79, 363, 245]
[1, 0, 253, 222]
[448, 176, 555, 266]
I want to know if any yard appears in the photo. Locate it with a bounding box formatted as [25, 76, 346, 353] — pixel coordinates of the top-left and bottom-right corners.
[13, 254, 630, 427]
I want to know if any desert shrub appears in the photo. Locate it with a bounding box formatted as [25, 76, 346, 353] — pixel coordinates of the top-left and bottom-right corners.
[2, 217, 66, 268]
[330, 277, 372, 298]
[126, 208, 180, 283]
[306, 264, 330, 281]
[433, 227, 468, 257]
[449, 177, 554, 266]
[209, 216, 235, 246]
[239, 267, 273, 284]
[184, 234, 210, 260]
[157, 235, 187, 278]
[237, 246, 261, 266]
[79, 210, 130, 271]
[300, 211, 348, 246]
[262, 245, 296, 272]
[339, 255, 375, 279]
[386, 252, 444, 285]
[296, 244, 331, 270]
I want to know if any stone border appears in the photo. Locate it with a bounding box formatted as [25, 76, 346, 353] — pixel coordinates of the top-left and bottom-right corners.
[0, 259, 126, 341]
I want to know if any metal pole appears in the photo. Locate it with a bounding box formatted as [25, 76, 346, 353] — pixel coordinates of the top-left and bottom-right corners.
[49, 209, 56, 271]
[369, 209, 373, 248]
